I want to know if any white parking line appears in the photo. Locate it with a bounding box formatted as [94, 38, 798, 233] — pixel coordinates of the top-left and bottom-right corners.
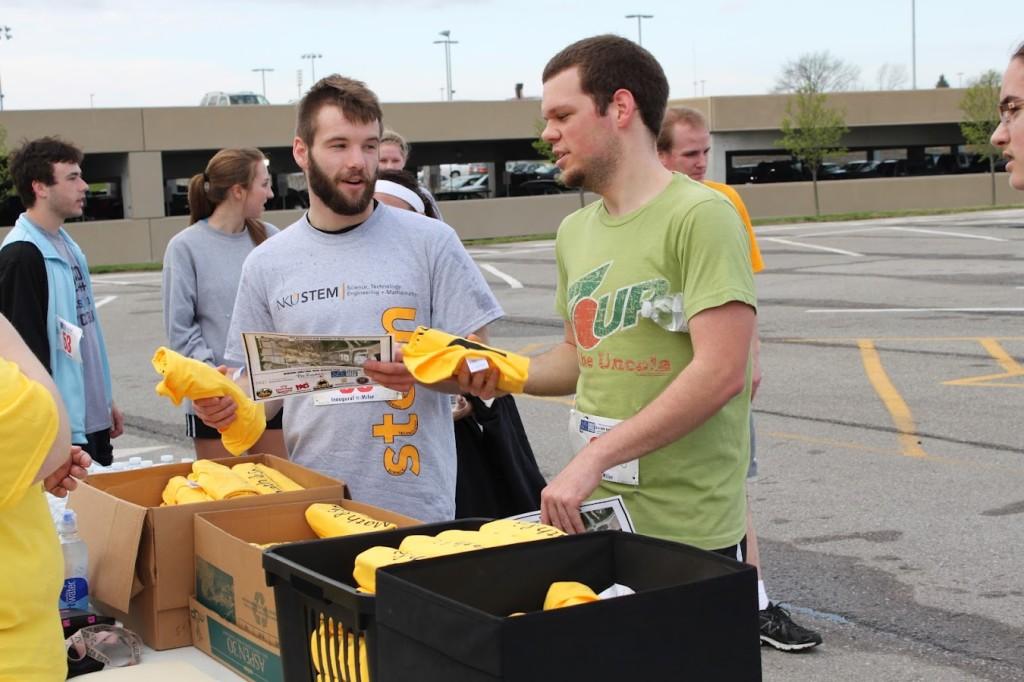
[479, 263, 524, 289]
[807, 307, 1024, 313]
[887, 227, 1007, 242]
[763, 237, 863, 257]
[95, 295, 117, 308]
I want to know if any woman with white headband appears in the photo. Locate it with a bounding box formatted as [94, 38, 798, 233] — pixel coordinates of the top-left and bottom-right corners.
[374, 170, 440, 219]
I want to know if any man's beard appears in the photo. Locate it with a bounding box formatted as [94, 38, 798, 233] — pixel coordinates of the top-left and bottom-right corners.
[307, 150, 376, 216]
[559, 136, 622, 194]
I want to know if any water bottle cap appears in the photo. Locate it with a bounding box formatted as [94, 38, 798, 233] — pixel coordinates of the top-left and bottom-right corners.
[60, 509, 77, 532]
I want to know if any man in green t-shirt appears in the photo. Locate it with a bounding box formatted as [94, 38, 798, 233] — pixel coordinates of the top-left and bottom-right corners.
[460, 35, 756, 557]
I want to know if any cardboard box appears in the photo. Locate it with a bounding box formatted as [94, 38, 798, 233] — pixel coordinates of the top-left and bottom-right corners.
[376, 531, 761, 681]
[190, 596, 284, 682]
[194, 498, 420, 648]
[67, 454, 346, 650]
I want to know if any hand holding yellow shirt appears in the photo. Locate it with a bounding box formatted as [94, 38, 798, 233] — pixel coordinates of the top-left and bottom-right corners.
[401, 326, 530, 394]
[151, 346, 266, 455]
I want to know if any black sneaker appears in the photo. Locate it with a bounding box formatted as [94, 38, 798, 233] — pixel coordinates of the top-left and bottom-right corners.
[759, 602, 823, 652]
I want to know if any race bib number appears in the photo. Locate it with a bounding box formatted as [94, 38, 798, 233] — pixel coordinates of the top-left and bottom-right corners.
[568, 409, 638, 486]
[58, 316, 83, 364]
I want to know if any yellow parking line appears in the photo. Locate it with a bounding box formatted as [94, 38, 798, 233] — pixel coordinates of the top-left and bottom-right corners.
[857, 339, 928, 458]
[979, 338, 1024, 374]
[521, 393, 576, 407]
[515, 342, 553, 355]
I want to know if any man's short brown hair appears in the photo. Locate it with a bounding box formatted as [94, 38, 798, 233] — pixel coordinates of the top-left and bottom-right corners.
[657, 107, 709, 153]
[296, 74, 383, 146]
[542, 34, 669, 139]
[9, 137, 84, 208]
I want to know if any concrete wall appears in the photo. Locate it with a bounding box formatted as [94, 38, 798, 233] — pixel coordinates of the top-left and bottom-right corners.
[734, 173, 1018, 219]
[1, 176, 1017, 268]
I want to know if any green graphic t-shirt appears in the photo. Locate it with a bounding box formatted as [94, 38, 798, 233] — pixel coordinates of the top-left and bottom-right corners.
[554, 173, 757, 549]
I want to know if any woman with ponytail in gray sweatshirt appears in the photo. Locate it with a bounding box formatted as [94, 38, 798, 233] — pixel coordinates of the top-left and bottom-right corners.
[161, 148, 285, 458]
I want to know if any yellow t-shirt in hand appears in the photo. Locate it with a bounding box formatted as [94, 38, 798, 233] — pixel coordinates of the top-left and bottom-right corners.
[0, 356, 67, 681]
[151, 346, 266, 455]
[402, 326, 530, 393]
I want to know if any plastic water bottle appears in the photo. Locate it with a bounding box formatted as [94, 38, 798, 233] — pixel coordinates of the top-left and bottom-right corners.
[58, 509, 90, 611]
[640, 294, 687, 332]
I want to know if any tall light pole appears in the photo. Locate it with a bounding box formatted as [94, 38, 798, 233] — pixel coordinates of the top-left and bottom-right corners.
[910, 0, 917, 89]
[433, 30, 458, 101]
[301, 53, 322, 86]
[252, 67, 274, 99]
[625, 14, 653, 47]
[0, 25, 12, 112]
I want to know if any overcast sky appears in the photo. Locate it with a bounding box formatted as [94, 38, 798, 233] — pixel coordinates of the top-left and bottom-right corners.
[2, 0, 1022, 110]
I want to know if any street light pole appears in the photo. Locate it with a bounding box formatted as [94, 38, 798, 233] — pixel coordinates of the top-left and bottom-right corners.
[301, 54, 322, 86]
[625, 14, 653, 47]
[252, 67, 274, 99]
[911, 0, 917, 89]
[0, 25, 12, 112]
[433, 30, 458, 101]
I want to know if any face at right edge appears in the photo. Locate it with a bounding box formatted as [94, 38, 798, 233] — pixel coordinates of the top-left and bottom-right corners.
[991, 57, 1024, 190]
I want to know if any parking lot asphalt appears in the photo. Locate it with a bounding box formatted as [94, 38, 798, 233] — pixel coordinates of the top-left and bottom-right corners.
[93, 208, 1023, 681]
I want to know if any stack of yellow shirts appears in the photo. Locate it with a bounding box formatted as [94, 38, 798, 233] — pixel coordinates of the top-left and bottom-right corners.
[401, 326, 530, 394]
[310, 617, 369, 682]
[158, 460, 304, 506]
[352, 521, 565, 593]
[161, 475, 212, 505]
[151, 346, 266, 455]
[188, 460, 260, 500]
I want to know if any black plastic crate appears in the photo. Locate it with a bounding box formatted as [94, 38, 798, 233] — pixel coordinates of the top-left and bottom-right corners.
[375, 531, 761, 681]
[262, 518, 490, 682]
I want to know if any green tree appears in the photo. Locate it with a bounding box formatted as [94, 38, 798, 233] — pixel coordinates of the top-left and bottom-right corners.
[959, 70, 1001, 205]
[935, 74, 950, 88]
[776, 89, 848, 216]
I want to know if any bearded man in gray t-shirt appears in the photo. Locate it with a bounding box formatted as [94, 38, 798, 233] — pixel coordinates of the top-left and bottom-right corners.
[195, 75, 502, 521]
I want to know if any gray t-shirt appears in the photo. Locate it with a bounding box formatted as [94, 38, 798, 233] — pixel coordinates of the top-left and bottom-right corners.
[224, 205, 503, 521]
[43, 230, 110, 434]
[162, 220, 279, 412]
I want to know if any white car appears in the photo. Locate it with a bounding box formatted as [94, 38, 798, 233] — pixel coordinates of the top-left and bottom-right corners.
[200, 91, 270, 106]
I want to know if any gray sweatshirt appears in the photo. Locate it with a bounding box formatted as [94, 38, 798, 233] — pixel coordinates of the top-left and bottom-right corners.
[223, 206, 502, 521]
[162, 220, 279, 410]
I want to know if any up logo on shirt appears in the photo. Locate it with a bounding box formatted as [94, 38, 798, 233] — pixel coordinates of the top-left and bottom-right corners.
[567, 262, 669, 350]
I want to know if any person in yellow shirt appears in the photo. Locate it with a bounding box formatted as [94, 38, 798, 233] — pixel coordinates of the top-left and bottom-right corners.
[0, 313, 93, 680]
[658, 106, 821, 652]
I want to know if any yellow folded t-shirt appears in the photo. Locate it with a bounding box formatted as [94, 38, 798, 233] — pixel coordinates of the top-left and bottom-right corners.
[160, 475, 213, 505]
[544, 581, 599, 610]
[187, 460, 260, 500]
[479, 519, 566, 542]
[232, 462, 304, 494]
[352, 546, 416, 593]
[401, 326, 530, 394]
[305, 503, 397, 538]
[151, 347, 266, 455]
